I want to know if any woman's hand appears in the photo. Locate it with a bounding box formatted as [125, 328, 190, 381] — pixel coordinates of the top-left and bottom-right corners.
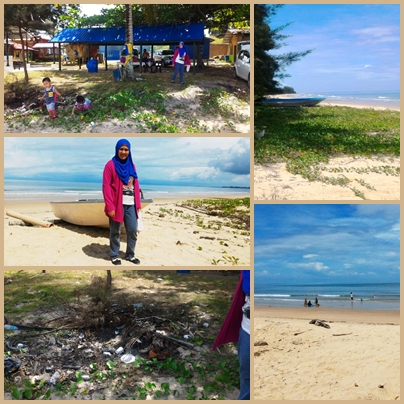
[108, 210, 115, 218]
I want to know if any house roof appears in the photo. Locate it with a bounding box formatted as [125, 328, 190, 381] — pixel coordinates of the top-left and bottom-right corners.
[12, 44, 35, 51]
[50, 23, 205, 45]
[32, 42, 64, 49]
[222, 28, 250, 44]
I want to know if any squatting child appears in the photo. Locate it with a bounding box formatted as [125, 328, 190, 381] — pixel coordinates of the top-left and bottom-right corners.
[71, 95, 93, 115]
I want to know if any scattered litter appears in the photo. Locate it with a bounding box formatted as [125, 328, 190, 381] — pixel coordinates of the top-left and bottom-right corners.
[184, 335, 192, 339]
[4, 357, 21, 373]
[81, 375, 91, 381]
[149, 303, 155, 307]
[203, 322, 209, 328]
[121, 353, 137, 363]
[135, 78, 144, 81]
[103, 352, 112, 357]
[132, 303, 143, 308]
[49, 371, 61, 385]
[4, 324, 20, 331]
[115, 347, 124, 354]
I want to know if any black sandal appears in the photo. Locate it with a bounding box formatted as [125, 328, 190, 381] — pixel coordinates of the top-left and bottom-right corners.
[111, 258, 121, 265]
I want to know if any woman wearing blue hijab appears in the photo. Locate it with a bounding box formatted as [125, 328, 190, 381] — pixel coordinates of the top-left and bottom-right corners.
[102, 139, 142, 265]
[171, 41, 187, 84]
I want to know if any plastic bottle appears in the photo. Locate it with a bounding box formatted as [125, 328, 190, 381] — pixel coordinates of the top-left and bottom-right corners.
[4, 325, 20, 331]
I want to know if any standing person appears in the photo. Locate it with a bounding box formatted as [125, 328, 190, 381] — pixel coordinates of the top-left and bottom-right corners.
[171, 41, 187, 84]
[350, 292, 354, 301]
[102, 139, 142, 266]
[39, 77, 61, 119]
[213, 270, 250, 400]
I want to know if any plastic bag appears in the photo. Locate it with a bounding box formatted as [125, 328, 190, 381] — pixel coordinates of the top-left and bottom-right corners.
[137, 211, 144, 232]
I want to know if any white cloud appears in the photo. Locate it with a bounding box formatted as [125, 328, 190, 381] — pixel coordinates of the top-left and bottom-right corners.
[303, 254, 318, 259]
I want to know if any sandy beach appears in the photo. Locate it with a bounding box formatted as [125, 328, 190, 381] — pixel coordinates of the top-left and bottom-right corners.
[254, 306, 400, 400]
[254, 155, 400, 200]
[322, 101, 400, 111]
[4, 197, 250, 266]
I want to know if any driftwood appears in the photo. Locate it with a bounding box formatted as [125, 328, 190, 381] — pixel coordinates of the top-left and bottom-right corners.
[6, 211, 53, 228]
[199, 236, 215, 240]
[309, 319, 330, 329]
[155, 330, 195, 348]
[332, 333, 353, 337]
[294, 330, 312, 336]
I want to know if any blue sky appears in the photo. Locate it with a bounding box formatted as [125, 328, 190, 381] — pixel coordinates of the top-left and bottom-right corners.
[255, 204, 400, 285]
[4, 137, 250, 187]
[268, 4, 400, 93]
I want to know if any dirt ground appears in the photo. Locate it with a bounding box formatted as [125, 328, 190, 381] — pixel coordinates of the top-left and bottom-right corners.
[4, 62, 250, 133]
[4, 270, 242, 400]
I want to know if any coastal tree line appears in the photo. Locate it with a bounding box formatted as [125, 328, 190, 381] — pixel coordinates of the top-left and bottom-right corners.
[254, 4, 312, 98]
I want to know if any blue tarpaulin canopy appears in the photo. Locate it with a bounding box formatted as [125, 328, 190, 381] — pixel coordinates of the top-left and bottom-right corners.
[50, 23, 205, 45]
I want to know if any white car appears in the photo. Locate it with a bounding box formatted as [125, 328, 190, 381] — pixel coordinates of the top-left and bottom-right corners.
[233, 41, 250, 87]
[153, 49, 175, 66]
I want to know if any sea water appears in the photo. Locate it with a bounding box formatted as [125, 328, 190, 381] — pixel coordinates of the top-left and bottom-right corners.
[255, 282, 400, 311]
[4, 179, 250, 201]
[302, 90, 400, 109]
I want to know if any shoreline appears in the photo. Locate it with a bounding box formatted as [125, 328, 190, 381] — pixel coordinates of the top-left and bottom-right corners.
[4, 196, 250, 266]
[254, 306, 400, 324]
[322, 100, 400, 111]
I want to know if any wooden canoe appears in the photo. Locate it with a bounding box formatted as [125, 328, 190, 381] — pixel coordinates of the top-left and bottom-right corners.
[50, 198, 153, 228]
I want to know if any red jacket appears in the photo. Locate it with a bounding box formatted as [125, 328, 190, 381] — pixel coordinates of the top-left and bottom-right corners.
[212, 271, 245, 350]
[102, 160, 141, 222]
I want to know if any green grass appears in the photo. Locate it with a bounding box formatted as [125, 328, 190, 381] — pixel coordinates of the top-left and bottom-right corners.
[4, 67, 249, 133]
[254, 105, 400, 197]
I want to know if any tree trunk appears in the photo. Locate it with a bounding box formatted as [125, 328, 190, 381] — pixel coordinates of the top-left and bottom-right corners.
[18, 24, 29, 83]
[106, 270, 112, 288]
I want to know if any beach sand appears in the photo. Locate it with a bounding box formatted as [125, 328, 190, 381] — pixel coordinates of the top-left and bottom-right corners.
[323, 101, 400, 111]
[4, 198, 250, 266]
[254, 155, 400, 200]
[254, 306, 400, 400]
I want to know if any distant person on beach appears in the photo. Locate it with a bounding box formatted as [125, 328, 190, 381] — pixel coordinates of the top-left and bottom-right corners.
[350, 292, 354, 301]
[102, 139, 142, 266]
[213, 270, 250, 400]
[71, 95, 93, 115]
[315, 297, 318, 305]
[308, 300, 312, 307]
[39, 77, 61, 119]
[304, 298, 308, 306]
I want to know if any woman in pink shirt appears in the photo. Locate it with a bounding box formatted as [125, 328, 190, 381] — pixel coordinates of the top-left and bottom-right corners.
[102, 139, 142, 265]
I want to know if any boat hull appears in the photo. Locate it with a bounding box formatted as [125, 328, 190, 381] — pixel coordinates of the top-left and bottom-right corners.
[50, 198, 153, 227]
[260, 97, 326, 107]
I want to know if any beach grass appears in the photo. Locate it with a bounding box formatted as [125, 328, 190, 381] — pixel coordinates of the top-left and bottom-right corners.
[4, 67, 249, 133]
[254, 105, 399, 197]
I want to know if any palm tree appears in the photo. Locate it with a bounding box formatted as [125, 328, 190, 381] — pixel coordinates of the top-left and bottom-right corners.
[124, 4, 134, 79]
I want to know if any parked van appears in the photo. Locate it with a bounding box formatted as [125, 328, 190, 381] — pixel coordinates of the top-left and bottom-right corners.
[233, 41, 250, 87]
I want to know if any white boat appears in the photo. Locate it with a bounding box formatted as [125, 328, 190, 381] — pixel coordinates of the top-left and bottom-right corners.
[50, 198, 153, 227]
